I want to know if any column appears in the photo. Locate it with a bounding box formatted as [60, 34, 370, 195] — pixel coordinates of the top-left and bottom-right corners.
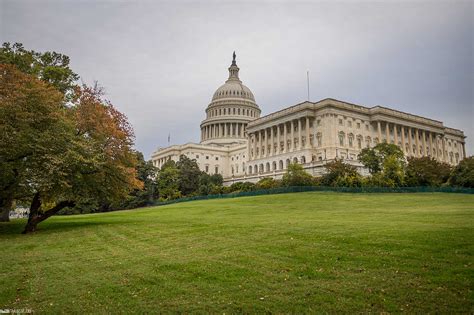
[394, 124, 398, 146]
[290, 120, 295, 152]
[253, 133, 257, 159]
[462, 143, 466, 160]
[283, 122, 288, 153]
[422, 130, 426, 157]
[401, 126, 406, 154]
[429, 132, 433, 157]
[305, 117, 310, 148]
[385, 122, 390, 143]
[442, 137, 446, 162]
[277, 124, 281, 154]
[298, 118, 302, 150]
[247, 133, 251, 161]
[270, 126, 274, 156]
[408, 127, 413, 157]
[377, 121, 382, 142]
[264, 129, 268, 157]
[415, 129, 420, 157]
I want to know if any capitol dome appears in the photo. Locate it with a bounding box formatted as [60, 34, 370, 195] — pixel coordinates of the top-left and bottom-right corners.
[200, 52, 261, 146]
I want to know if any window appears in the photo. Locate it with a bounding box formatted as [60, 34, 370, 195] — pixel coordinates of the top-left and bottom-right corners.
[317, 119, 321, 126]
[215, 166, 219, 174]
[205, 165, 209, 172]
[215, 157, 219, 161]
[366, 125, 369, 131]
[316, 132, 322, 147]
[348, 121, 352, 128]
[196, 155, 199, 159]
[206, 156, 209, 160]
[339, 132, 345, 146]
[339, 119, 343, 125]
[357, 123, 361, 129]
[348, 134, 354, 147]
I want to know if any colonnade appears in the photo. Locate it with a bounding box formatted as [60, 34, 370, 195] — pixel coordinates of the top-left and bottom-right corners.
[374, 121, 465, 164]
[248, 117, 312, 160]
[201, 122, 247, 141]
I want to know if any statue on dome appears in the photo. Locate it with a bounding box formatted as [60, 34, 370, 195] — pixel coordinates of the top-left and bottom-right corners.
[232, 51, 236, 63]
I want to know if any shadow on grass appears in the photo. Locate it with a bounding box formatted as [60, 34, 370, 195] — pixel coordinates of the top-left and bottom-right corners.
[0, 219, 131, 237]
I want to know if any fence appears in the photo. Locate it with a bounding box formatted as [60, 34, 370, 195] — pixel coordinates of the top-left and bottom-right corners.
[152, 185, 474, 207]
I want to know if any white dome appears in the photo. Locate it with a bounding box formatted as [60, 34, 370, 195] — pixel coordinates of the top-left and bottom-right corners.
[212, 81, 255, 102]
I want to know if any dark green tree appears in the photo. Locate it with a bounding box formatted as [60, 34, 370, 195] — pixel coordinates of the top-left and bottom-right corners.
[157, 161, 181, 201]
[176, 155, 202, 196]
[0, 42, 79, 98]
[449, 157, 474, 188]
[321, 159, 362, 187]
[405, 157, 452, 186]
[120, 152, 158, 209]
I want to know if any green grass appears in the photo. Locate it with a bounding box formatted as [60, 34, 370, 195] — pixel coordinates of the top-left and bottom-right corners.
[1, 192, 473, 313]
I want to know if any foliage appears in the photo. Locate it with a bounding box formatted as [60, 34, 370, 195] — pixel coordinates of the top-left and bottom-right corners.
[228, 182, 256, 193]
[157, 161, 181, 201]
[405, 157, 452, 187]
[176, 155, 202, 196]
[198, 172, 224, 195]
[449, 157, 474, 188]
[119, 152, 158, 209]
[358, 142, 405, 175]
[0, 42, 79, 98]
[321, 159, 362, 187]
[0, 64, 142, 232]
[281, 163, 313, 186]
[256, 177, 281, 190]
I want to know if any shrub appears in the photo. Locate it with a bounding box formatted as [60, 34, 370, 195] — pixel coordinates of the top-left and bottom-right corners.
[449, 157, 474, 188]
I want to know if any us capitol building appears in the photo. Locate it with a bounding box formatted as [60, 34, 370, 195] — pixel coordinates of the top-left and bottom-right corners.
[152, 53, 467, 184]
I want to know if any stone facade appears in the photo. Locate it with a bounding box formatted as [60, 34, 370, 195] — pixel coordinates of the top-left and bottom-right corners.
[151, 55, 466, 184]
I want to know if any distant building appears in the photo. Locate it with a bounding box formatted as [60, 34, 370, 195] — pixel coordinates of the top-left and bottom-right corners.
[152, 54, 467, 184]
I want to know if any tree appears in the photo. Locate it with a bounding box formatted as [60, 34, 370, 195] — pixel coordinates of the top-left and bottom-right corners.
[256, 177, 280, 189]
[0, 42, 79, 98]
[0, 64, 68, 222]
[197, 172, 224, 196]
[119, 152, 158, 209]
[176, 155, 201, 196]
[358, 143, 405, 175]
[449, 157, 474, 188]
[321, 159, 362, 187]
[282, 163, 314, 186]
[405, 157, 452, 186]
[157, 161, 181, 201]
[21, 84, 142, 233]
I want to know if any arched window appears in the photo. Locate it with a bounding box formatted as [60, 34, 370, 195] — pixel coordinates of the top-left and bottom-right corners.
[272, 161, 277, 170]
[316, 132, 322, 147]
[339, 132, 345, 146]
[279, 160, 284, 170]
[248, 166, 252, 174]
[293, 157, 298, 163]
[301, 156, 306, 164]
[266, 163, 270, 172]
[286, 159, 291, 168]
[348, 133, 354, 147]
[357, 135, 362, 149]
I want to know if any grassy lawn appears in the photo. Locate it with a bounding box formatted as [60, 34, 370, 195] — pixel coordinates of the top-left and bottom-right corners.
[1, 192, 473, 313]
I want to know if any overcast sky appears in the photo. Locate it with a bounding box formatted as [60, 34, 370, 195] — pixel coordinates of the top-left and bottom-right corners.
[1, 0, 473, 158]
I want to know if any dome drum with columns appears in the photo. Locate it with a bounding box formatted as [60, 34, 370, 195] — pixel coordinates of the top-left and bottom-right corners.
[200, 52, 261, 146]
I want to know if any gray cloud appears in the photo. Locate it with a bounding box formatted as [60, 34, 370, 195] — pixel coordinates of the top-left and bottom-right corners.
[1, 0, 473, 157]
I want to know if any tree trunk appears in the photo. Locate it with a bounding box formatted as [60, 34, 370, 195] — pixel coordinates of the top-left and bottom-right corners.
[22, 193, 75, 234]
[0, 197, 13, 222]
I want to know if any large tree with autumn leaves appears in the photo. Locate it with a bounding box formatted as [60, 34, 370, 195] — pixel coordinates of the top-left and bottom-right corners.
[0, 43, 142, 233]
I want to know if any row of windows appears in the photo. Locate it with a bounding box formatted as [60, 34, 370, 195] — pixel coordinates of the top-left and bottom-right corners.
[215, 90, 252, 98]
[208, 107, 258, 118]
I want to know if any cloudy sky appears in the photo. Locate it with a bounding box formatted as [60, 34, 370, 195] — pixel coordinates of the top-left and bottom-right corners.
[2, 0, 473, 158]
